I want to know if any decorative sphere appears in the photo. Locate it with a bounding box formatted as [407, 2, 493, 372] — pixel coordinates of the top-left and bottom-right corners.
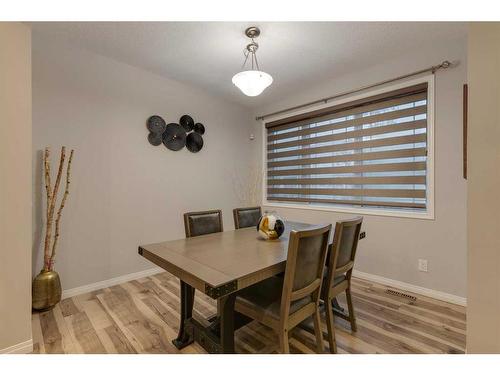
[257, 212, 285, 240]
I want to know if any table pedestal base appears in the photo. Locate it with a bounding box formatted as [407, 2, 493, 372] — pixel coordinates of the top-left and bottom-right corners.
[172, 280, 196, 349]
[174, 280, 245, 353]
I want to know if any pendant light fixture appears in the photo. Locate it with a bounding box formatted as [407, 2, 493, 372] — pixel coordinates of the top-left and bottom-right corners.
[232, 27, 273, 97]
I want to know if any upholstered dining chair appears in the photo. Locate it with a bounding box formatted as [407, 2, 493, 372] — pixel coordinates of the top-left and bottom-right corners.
[179, 210, 224, 343]
[322, 216, 363, 353]
[183, 209, 223, 238]
[233, 206, 262, 229]
[235, 224, 332, 353]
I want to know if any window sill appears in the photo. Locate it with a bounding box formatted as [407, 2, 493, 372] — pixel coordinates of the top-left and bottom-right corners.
[263, 201, 435, 220]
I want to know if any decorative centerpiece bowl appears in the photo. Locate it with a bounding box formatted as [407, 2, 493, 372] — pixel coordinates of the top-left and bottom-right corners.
[257, 211, 285, 240]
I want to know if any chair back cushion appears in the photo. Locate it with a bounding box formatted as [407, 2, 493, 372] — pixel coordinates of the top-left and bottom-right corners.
[293, 234, 327, 291]
[329, 216, 363, 274]
[282, 224, 331, 306]
[184, 210, 223, 237]
[233, 207, 262, 229]
[336, 224, 359, 269]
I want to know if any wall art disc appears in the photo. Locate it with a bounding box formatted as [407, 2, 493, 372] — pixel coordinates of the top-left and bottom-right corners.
[148, 132, 163, 146]
[162, 123, 186, 151]
[147, 115, 167, 134]
[179, 115, 194, 132]
[193, 122, 205, 135]
[186, 132, 204, 153]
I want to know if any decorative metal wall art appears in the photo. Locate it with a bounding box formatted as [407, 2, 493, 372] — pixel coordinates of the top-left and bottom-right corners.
[163, 123, 186, 151]
[179, 115, 194, 132]
[186, 132, 203, 153]
[147, 115, 167, 133]
[147, 114, 205, 153]
[194, 122, 205, 135]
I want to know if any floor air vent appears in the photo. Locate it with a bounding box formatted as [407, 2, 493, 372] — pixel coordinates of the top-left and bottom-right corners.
[385, 289, 417, 301]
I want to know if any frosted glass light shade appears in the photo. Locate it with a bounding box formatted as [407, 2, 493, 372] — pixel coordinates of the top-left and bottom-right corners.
[232, 70, 273, 97]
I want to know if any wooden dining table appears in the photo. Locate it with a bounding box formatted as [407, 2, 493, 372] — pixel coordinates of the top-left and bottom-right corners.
[138, 220, 364, 353]
[138, 221, 321, 353]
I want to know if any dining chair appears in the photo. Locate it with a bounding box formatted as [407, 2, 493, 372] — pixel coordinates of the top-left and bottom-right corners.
[233, 206, 262, 229]
[322, 216, 363, 353]
[181, 210, 224, 331]
[183, 209, 223, 238]
[235, 223, 332, 353]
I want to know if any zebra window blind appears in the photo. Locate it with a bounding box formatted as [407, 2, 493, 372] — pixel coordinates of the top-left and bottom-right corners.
[265, 82, 429, 211]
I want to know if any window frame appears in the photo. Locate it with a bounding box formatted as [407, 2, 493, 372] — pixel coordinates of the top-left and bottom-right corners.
[261, 74, 435, 220]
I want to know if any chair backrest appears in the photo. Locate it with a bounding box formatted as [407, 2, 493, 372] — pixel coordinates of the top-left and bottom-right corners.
[326, 217, 363, 282]
[183, 209, 223, 238]
[280, 224, 332, 315]
[233, 206, 262, 229]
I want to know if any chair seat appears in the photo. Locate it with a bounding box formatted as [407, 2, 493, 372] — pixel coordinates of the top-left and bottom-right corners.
[322, 266, 347, 284]
[321, 270, 347, 298]
[323, 274, 346, 288]
[236, 276, 312, 320]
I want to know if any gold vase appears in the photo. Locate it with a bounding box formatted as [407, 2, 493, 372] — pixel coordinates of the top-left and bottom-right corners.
[32, 270, 62, 311]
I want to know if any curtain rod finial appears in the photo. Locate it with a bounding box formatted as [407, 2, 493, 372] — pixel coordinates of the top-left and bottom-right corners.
[441, 60, 452, 69]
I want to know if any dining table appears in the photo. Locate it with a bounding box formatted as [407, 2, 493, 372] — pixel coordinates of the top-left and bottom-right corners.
[138, 221, 362, 354]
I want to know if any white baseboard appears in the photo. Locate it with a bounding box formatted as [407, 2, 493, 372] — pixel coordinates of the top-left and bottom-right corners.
[0, 338, 33, 354]
[62, 267, 164, 299]
[60, 266, 466, 307]
[353, 270, 467, 307]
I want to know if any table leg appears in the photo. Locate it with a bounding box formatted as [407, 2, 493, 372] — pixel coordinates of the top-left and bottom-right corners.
[172, 280, 195, 349]
[219, 293, 236, 354]
[332, 297, 345, 313]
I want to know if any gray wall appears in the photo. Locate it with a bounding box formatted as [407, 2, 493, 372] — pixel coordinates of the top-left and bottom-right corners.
[253, 39, 467, 298]
[0, 22, 32, 352]
[32, 36, 257, 290]
[32, 32, 468, 301]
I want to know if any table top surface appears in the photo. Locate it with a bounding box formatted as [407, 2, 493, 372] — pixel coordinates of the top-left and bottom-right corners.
[138, 221, 324, 291]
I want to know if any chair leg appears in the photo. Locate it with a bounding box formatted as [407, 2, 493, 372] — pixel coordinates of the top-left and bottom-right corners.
[278, 328, 290, 354]
[346, 286, 357, 332]
[312, 308, 324, 354]
[325, 297, 337, 354]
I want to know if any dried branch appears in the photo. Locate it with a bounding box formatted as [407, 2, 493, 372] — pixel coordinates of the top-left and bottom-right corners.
[43, 147, 53, 271]
[43, 147, 52, 216]
[232, 164, 263, 206]
[49, 149, 74, 268]
[43, 147, 66, 271]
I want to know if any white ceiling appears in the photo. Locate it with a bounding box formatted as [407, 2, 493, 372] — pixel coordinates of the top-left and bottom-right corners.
[30, 22, 467, 108]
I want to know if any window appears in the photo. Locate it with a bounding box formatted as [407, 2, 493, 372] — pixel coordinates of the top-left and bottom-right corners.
[264, 79, 433, 218]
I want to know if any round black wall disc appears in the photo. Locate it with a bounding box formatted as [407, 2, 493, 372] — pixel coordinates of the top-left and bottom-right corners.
[148, 132, 163, 146]
[179, 115, 194, 132]
[163, 123, 186, 151]
[147, 115, 167, 134]
[186, 132, 204, 153]
[194, 122, 205, 135]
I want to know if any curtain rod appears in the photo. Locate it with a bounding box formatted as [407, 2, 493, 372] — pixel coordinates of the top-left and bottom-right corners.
[256, 60, 453, 122]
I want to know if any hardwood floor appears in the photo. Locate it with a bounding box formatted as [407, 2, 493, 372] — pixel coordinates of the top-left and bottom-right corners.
[31, 272, 466, 354]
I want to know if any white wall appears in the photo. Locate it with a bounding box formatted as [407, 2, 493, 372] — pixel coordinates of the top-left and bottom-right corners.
[253, 38, 467, 299]
[0, 22, 32, 353]
[466, 23, 500, 353]
[32, 36, 257, 291]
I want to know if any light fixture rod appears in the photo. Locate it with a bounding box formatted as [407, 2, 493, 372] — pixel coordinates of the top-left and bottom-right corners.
[241, 50, 250, 70]
[254, 51, 260, 71]
[255, 60, 454, 121]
